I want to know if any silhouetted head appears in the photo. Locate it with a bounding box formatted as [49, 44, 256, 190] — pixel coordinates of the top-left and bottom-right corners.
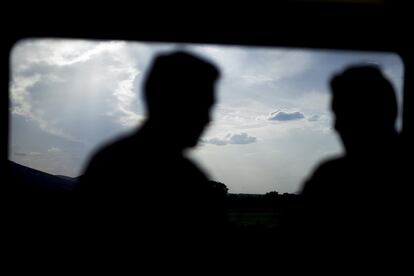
[330, 65, 398, 155]
[144, 51, 220, 148]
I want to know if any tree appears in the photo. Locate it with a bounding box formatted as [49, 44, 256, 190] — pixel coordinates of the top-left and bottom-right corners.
[208, 180, 229, 197]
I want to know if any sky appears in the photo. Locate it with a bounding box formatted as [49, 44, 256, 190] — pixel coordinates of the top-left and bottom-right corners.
[9, 39, 404, 194]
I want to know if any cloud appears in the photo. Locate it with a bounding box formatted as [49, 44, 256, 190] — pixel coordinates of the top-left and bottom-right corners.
[10, 74, 40, 118]
[194, 46, 314, 82]
[203, 137, 228, 146]
[47, 147, 61, 153]
[10, 74, 82, 143]
[112, 66, 143, 127]
[203, 132, 257, 146]
[241, 75, 274, 85]
[308, 114, 320, 122]
[10, 39, 154, 145]
[229, 133, 257, 144]
[268, 111, 305, 121]
[14, 151, 41, 157]
[12, 39, 125, 70]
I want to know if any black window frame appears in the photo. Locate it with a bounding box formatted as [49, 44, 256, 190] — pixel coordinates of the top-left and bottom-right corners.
[2, 0, 413, 174]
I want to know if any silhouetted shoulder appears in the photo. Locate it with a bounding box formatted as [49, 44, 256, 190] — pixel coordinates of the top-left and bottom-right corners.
[302, 157, 346, 196]
[80, 134, 133, 173]
[90, 134, 136, 162]
[72, 51, 225, 272]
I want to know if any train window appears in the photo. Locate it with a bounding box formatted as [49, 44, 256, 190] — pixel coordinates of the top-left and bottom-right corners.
[9, 38, 403, 194]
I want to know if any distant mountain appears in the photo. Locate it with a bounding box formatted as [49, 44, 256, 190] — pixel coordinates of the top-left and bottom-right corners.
[229, 193, 264, 198]
[8, 160, 76, 192]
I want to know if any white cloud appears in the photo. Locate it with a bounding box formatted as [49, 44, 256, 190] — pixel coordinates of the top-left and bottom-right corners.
[268, 111, 305, 121]
[112, 67, 143, 128]
[10, 39, 153, 145]
[47, 147, 61, 153]
[242, 75, 274, 85]
[229, 133, 257, 144]
[10, 74, 81, 142]
[12, 39, 125, 70]
[13, 152, 28, 157]
[194, 46, 314, 83]
[203, 137, 228, 146]
[13, 151, 42, 157]
[203, 132, 257, 146]
[10, 74, 40, 118]
[308, 114, 320, 122]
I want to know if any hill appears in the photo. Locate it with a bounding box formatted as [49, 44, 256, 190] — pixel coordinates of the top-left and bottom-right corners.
[8, 160, 76, 192]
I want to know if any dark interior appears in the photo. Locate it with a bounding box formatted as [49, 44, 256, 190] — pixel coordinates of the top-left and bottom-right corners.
[2, 1, 413, 274]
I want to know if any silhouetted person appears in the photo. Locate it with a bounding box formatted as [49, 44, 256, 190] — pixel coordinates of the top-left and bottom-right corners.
[75, 52, 226, 272]
[295, 65, 408, 271]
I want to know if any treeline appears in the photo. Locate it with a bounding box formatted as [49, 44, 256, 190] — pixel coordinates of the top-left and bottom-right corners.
[209, 181, 299, 209]
[228, 191, 299, 209]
